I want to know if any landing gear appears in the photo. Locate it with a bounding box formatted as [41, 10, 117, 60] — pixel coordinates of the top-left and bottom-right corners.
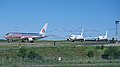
[105, 39, 108, 42]
[80, 39, 84, 42]
[7, 39, 14, 42]
[21, 40, 25, 42]
[30, 41, 34, 43]
[71, 40, 74, 42]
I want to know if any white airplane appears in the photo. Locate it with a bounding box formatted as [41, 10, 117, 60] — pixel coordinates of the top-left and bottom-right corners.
[95, 31, 108, 41]
[67, 29, 85, 42]
[4, 23, 48, 42]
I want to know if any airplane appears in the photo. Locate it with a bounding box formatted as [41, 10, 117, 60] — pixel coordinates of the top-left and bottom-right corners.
[4, 23, 48, 42]
[95, 31, 108, 41]
[67, 29, 85, 42]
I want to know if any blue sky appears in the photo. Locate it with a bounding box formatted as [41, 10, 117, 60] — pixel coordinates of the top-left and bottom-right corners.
[0, 0, 120, 40]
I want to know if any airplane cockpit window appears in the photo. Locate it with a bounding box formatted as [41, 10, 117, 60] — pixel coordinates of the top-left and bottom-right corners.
[6, 33, 9, 35]
[6, 33, 12, 36]
[70, 35, 74, 37]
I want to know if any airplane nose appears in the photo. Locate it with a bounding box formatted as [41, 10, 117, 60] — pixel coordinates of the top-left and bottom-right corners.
[4, 36, 8, 38]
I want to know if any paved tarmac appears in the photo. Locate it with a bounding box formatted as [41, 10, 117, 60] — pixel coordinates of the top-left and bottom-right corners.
[0, 41, 119, 46]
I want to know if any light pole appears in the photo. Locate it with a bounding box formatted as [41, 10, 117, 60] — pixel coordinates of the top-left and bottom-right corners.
[115, 21, 119, 43]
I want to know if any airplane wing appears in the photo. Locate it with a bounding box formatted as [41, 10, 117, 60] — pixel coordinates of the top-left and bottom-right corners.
[20, 35, 48, 41]
[86, 37, 98, 39]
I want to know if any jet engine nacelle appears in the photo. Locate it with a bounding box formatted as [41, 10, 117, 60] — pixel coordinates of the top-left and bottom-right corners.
[28, 38, 33, 41]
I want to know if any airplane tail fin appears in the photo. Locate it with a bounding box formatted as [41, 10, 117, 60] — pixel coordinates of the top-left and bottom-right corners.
[80, 29, 84, 37]
[39, 23, 48, 35]
[105, 30, 108, 37]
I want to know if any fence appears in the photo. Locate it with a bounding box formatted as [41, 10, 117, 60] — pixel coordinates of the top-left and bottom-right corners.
[0, 57, 120, 67]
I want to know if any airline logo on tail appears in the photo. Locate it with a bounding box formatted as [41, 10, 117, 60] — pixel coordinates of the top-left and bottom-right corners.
[39, 23, 48, 35]
[42, 29, 45, 33]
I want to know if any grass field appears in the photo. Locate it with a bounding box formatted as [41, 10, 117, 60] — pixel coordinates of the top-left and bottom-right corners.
[0, 40, 120, 67]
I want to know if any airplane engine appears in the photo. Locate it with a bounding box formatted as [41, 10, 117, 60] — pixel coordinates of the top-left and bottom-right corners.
[67, 38, 70, 41]
[28, 38, 33, 41]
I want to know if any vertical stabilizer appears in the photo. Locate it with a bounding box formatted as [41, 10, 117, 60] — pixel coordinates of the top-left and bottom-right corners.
[39, 23, 48, 35]
[80, 29, 84, 37]
[105, 30, 108, 37]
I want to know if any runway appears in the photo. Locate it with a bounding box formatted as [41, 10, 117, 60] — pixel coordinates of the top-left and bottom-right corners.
[0, 41, 119, 46]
